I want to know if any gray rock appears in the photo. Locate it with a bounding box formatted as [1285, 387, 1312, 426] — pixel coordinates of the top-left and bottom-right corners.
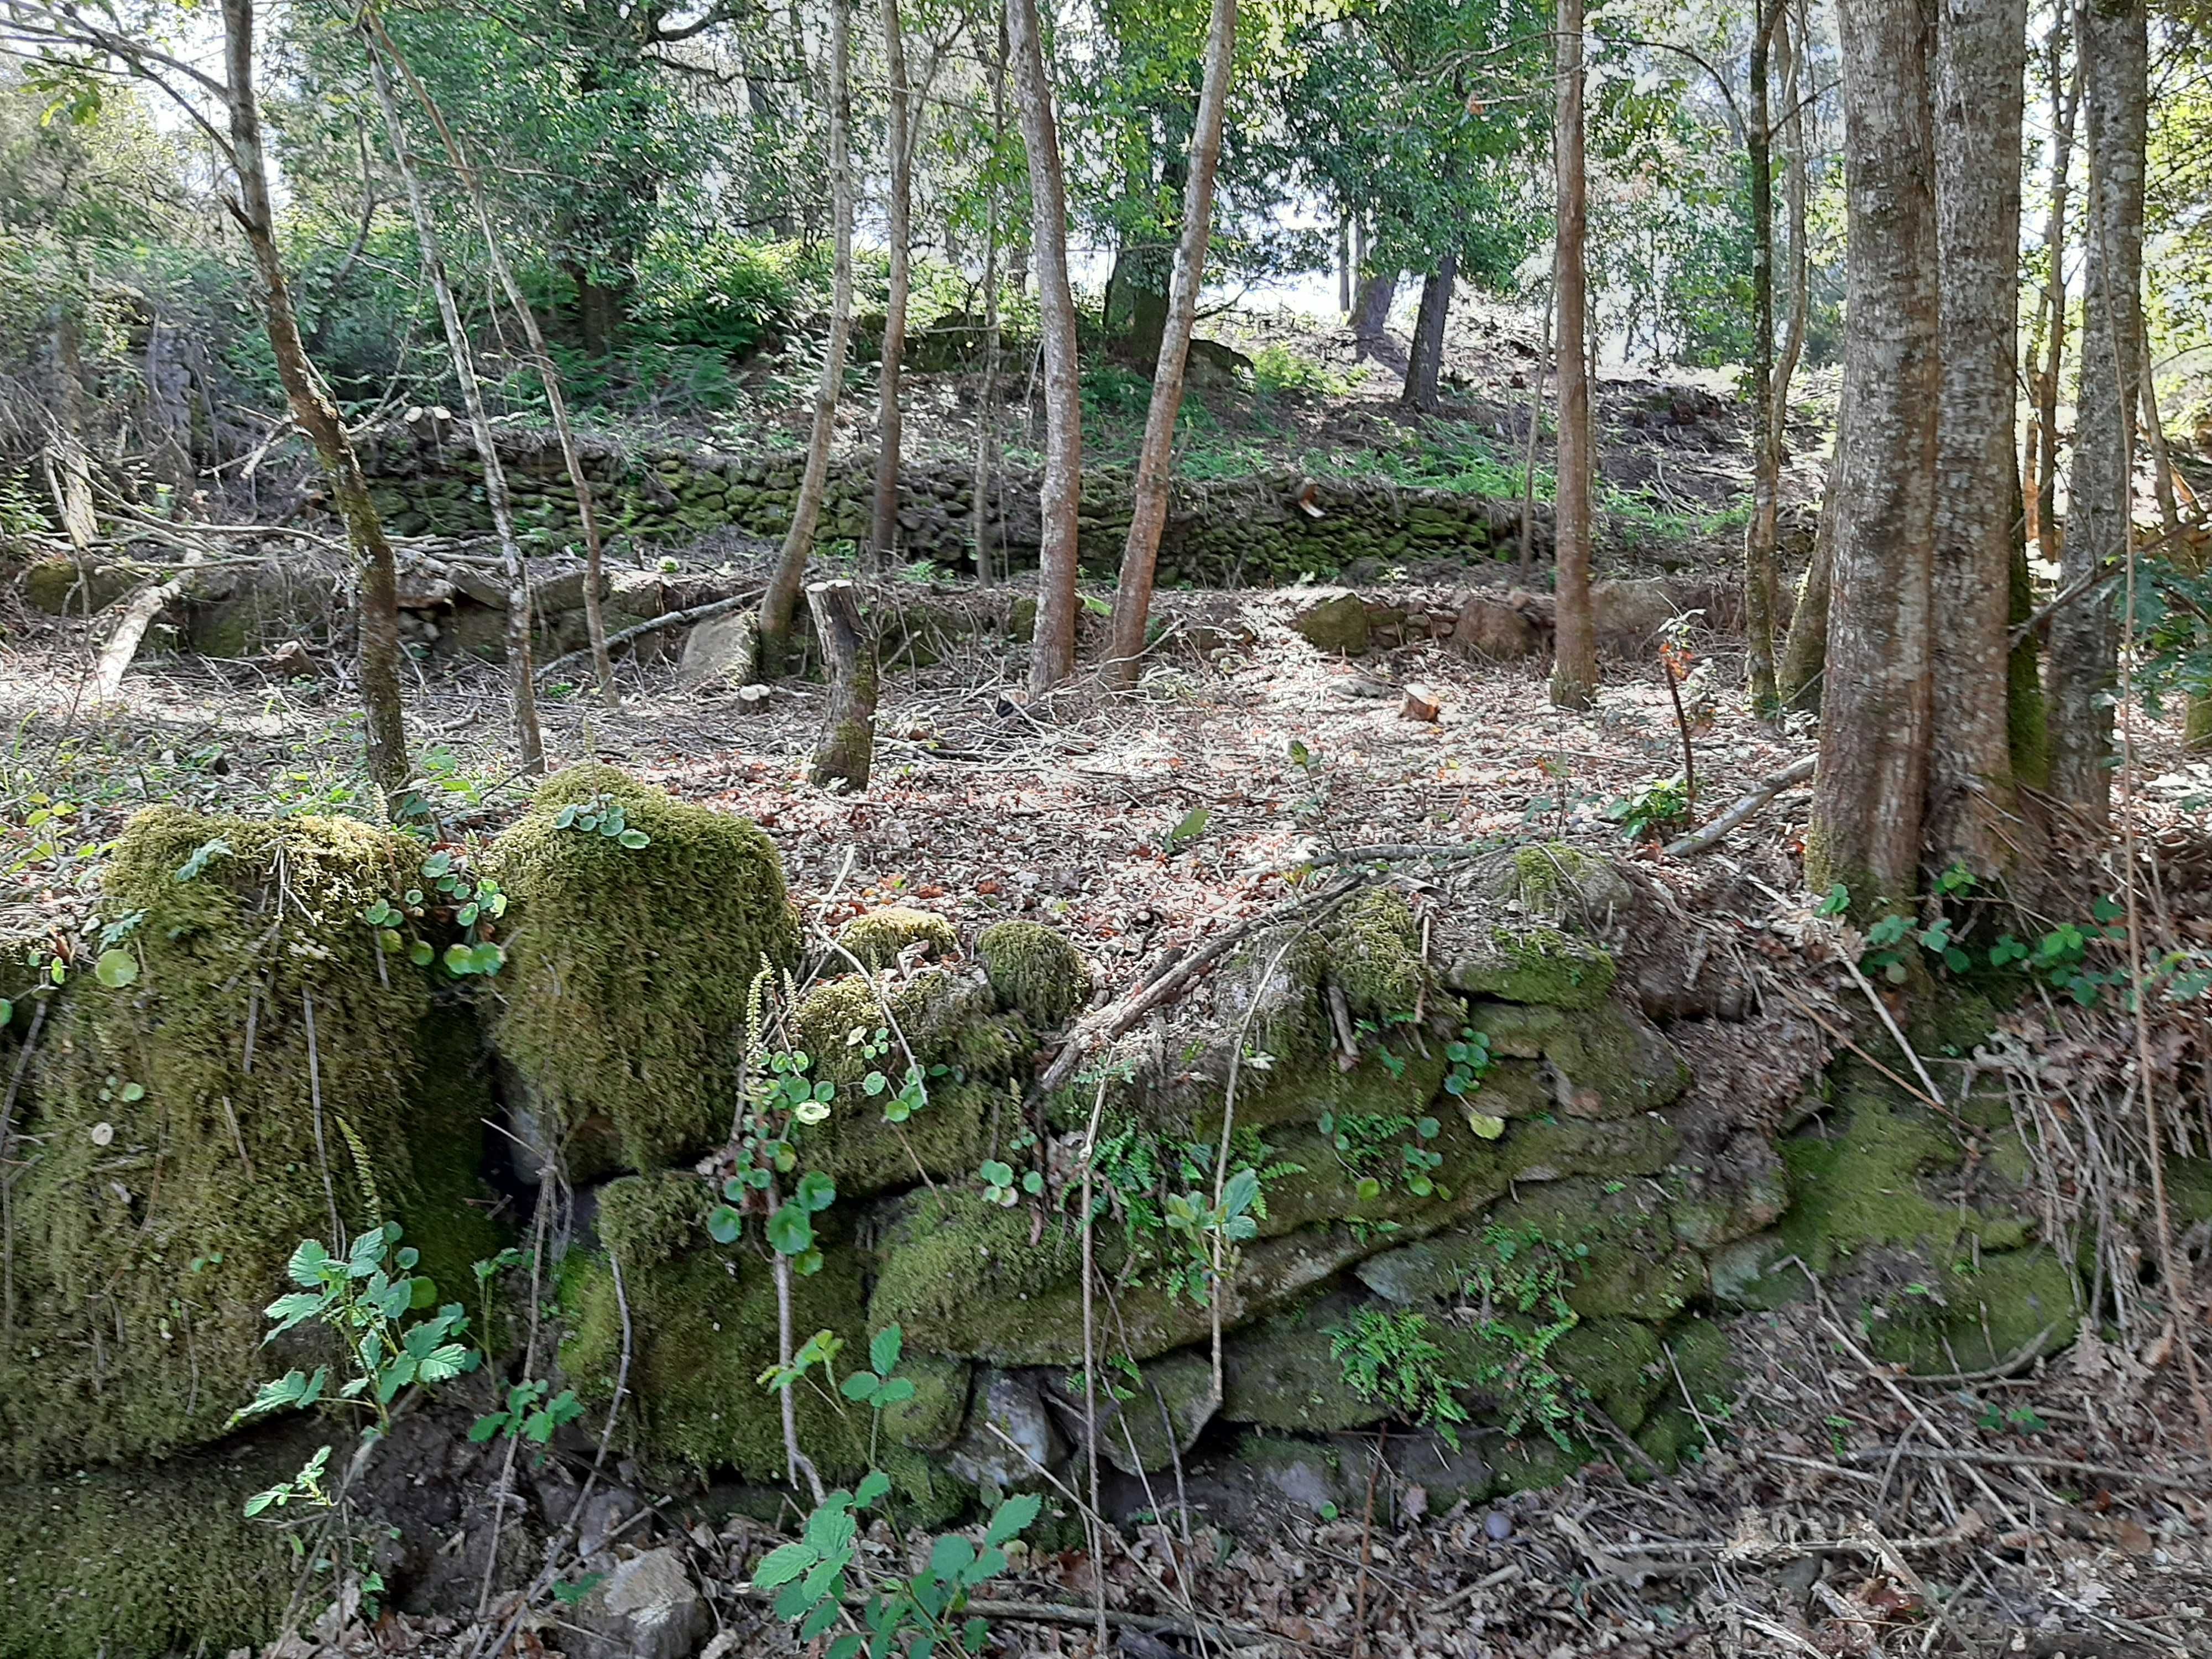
[572, 1547, 709, 1659]
[948, 1369, 1067, 1491]
[677, 611, 759, 689]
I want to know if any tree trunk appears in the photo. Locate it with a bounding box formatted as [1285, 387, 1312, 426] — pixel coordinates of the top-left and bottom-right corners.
[1519, 281, 1551, 578]
[2032, 24, 2080, 575]
[1927, 0, 2028, 878]
[1350, 270, 1395, 358]
[2138, 341, 2209, 749]
[370, 20, 617, 709]
[363, 34, 544, 774]
[1338, 217, 1352, 316]
[974, 14, 1009, 586]
[1106, 0, 1235, 687]
[46, 305, 97, 551]
[2048, 0, 2146, 824]
[1744, 0, 1783, 715]
[807, 581, 878, 790]
[1806, 0, 1939, 901]
[1775, 0, 1812, 424]
[1401, 257, 1455, 411]
[868, 0, 912, 566]
[1550, 0, 1598, 711]
[221, 0, 408, 802]
[1777, 446, 1838, 710]
[759, 0, 857, 674]
[1008, 0, 1084, 695]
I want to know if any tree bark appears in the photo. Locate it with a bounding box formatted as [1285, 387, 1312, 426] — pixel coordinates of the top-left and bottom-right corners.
[1107, 0, 1235, 687]
[1806, 0, 1939, 900]
[1350, 270, 1395, 358]
[371, 21, 617, 710]
[2031, 23, 2080, 576]
[1008, 0, 1084, 695]
[974, 14, 1009, 587]
[1778, 441, 1840, 710]
[2048, 0, 2146, 824]
[759, 0, 858, 674]
[1928, 0, 2028, 878]
[1401, 256, 1456, 411]
[806, 580, 877, 790]
[868, 0, 913, 566]
[1550, 0, 1597, 711]
[1775, 0, 1813, 429]
[1519, 281, 1551, 579]
[363, 33, 544, 774]
[1744, 0, 1784, 714]
[221, 0, 408, 802]
[46, 304, 97, 551]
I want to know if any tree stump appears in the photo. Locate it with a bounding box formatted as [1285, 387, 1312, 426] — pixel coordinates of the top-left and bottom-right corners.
[806, 580, 877, 790]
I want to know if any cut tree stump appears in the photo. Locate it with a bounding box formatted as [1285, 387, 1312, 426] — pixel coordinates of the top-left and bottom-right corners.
[806, 580, 877, 790]
[1399, 684, 1442, 722]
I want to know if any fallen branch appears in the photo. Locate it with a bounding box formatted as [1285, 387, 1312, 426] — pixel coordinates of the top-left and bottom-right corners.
[1665, 753, 1817, 857]
[1841, 1444, 2211, 1493]
[91, 565, 196, 703]
[1031, 871, 1369, 1100]
[533, 587, 761, 684]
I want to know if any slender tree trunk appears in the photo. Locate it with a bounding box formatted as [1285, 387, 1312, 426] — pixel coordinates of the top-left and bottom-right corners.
[1806, 0, 1939, 900]
[2137, 340, 2209, 749]
[1519, 281, 1551, 578]
[1928, 0, 2028, 878]
[1744, 0, 1783, 715]
[2031, 22, 2080, 574]
[1777, 444, 1838, 709]
[1401, 257, 1456, 411]
[1350, 269, 1395, 357]
[1775, 0, 1812, 424]
[2049, 0, 2146, 824]
[46, 305, 97, 550]
[371, 23, 617, 708]
[363, 35, 543, 773]
[1107, 0, 1235, 687]
[1550, 0, 1598, 710]
[1008, 0, 1084, 695]
[806, 580, 877, 789]
[974, 19, 1008, 586]
[221, 0, 408, 801]
[759, 0, 857, 673]
[869, 0, 912, 566]
[1338, 217, 1352, 316]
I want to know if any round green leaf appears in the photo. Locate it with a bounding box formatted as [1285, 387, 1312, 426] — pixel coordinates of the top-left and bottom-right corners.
[94, 949, 138, 989]
[618, 830, 650, 849]
[706, 1204, 744, 1245]
[766, 1204, 815, 1256]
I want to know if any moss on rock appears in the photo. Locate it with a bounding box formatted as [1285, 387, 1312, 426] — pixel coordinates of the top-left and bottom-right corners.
[0, 1433, 308, 1658]
[4, 808, 502, 1478]
[493, 765, 801, 1173]
[976, 920, 1092, 1028]
[1468, 999, 1688, 1118]
[1328, 888, 1427, 1021]
[561, 1173, 869, 1480]
[838, 906, 958, 971]
[1446, 925, 1616, 1010]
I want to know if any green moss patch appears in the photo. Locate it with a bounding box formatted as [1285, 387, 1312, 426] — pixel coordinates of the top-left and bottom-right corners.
[1446, 926, 1616, 1010]
[493, 765, 801, 1173]
[4, 809, 501, 1478]
[975, 920, 1092, 1028]
[838, 906, 958, 971]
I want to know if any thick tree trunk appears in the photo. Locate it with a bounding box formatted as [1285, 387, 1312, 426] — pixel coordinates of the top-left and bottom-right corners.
[806, 580, 877, 790]
[2048, 0, 2146, 825]
[1008, 0, 1084, 695]
[1744, 0, 1783, 714]
[868, 0, 912, 566]
[221, 0, 408, 802]
[1107, 0, 1235, 687]
[1550, 0, 1597, 711]
[1401, 257, 1456, 411]
[1806, 0, 1939, 900]
[363, 34, 544, 774]
[1928, 0, 2028, 878]
[759, 0, 857, 674]
[372, 22, 617, 709]
[1350, 270, 1395, 358]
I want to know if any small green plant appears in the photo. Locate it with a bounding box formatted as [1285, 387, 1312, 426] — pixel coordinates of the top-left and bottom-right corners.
[1317, 1110, 1448, 1203]
[1248, 343, 1351, 399]
[364, 847, 507, 977]
[551, 791, 652, 848]
[755, 1324, 1042, 1656]
[1605, 775, 1691, 843]
[1329, 1308, 1470, 1449]
[1158, 1166, 1263, 1306]
[1458, 1225, 1588, 1448]
[1974, 1400, 2047, 1436]
[469, 1379, 586, 1448]
[978, 1159, 1044, 1207]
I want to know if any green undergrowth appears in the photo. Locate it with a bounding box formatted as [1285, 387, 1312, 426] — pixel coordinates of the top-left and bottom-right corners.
[3, 808, 502, 1477]
[494, 765, 801, 1173]
[975, 920, 1092, 1028]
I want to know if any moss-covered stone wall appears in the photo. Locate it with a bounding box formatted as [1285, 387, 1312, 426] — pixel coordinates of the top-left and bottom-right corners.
[357, 423, 1545, 585]
[3, 770, 2174, 1656]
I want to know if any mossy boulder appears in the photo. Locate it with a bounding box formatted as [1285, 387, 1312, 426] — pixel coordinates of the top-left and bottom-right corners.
[0, 1432, 310, 1658]
[3, 809, 504, 1478]
[838, 906, 958, 971]
[560, 1172, 869, 1480]
[1047, 1349, 1217, 1476]
[1467, 1000, 1688, 1118]
[1292, 593, 1370, 655]
[1328, 888, 1428, 1021]
[493, 765, 801, 1174]
[1221, 1295, 1390, 1432]
[976, 920, 1092, 1028]
[1478, 844, 1637, 925]
[1446, 925, 1616, 1010]
[789, 969, 1026, 1195]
